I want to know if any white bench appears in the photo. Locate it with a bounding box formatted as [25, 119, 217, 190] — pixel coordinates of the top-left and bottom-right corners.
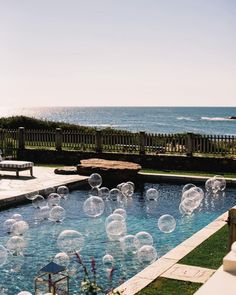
[0, 160, 34, 177]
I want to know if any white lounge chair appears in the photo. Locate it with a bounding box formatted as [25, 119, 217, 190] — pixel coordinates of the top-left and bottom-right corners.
[0, 150, 34, 177]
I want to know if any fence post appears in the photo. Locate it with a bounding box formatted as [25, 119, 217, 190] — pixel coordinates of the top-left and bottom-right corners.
[55, 128, 62, 151]
[139, 131, 146, 155]
[227, 206, 236, 251]
[18, 127, 25, 150]
[186, 132, 193, 156]
[95, 130, 102, 153]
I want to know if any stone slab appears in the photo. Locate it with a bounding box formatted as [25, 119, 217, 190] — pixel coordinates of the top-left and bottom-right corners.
[161, 263, 215, 283]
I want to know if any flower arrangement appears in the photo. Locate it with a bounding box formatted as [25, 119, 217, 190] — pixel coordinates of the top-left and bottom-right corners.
[75, 252, 123, 295]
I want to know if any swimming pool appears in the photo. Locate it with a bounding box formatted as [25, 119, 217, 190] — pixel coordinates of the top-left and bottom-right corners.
[0, 182, 236, 294]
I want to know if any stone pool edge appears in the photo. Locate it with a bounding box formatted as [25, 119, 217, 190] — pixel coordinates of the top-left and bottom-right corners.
[114, 210, 228, 295]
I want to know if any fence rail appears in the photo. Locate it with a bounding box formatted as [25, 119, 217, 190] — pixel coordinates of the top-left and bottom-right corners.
[0, 128, 235, 158]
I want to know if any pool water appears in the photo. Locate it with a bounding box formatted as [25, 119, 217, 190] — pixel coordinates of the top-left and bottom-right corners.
[0, 183, 236, 294]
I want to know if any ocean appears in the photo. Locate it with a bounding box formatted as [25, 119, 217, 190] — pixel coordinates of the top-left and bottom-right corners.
[0, 106, 236, 135]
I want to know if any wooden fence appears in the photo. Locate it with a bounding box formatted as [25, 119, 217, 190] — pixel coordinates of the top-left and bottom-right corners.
[0, 127, 235, 158]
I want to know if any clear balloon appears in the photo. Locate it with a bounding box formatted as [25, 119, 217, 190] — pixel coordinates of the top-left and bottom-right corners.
[88, 173, 102, 188]
[6, 236, 27, 255]
[25, 191, 39, 201]
[57, 186, 69, 199]
[57, 230, 84, 254]
[100, 187, 110, 199]
[213, 175, 226, 191]
[47, 193, 61, 208]
[121, 183, 134, 197]
[49, 206, 66, 222]
[32, 195, 46, 209]
[3, 218, 16, 233]
[113, 208, 127, 219]
[12, 213, 23, 221]
[181, 187, 204, 212]
[146, 188, 159, 201]
[120, 235, 139, 254]
[182, 183, 196, 194]
[102, 254, 114, 270]
[126, 181, 135, 190]
[44, 187, 55, 196]
[135, 231, 153, 248]
[109, 188, 122, 202]
[157, 214, 176, 233]
[137, 245, 157, 264]
[11, 221, 29, 236]
[38, 205, 51, 220]
[89, 187, 101, 197]
[179, 202, 193, 215]
[106, 220, 127, 241]
[117, 182, 125, 190]
[54, 252, 70, 267]
[0, 245, 8, 266]
[83, 196, 105, 218]
[105, 213, 125, 227]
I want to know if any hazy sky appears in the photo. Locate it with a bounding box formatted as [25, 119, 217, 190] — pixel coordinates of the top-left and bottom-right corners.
[0, 0, 235, 107]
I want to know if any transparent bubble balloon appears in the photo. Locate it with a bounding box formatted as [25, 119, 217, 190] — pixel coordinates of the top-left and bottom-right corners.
[17, 292, 32, 295]
[120, 235, 139, 254]
[25, 191, 39, 201]
[181, 187, 204, 210]
[44, 186, 55, 196]
[0, 245, 8, 266]
[106, 220, 127, 241]
[146, 188, 159, 201]
[117, 192, 127, 207]
[49, 206, 66, 222]
[137, 245, 157, 264]
[11, 221, 29, 236]
[182, 183, 196, 194]
[102, 254, 114, 270]
[57, 185, 69, 199]
[57, 230, 84, 254]
[121, 183, 134, 197]
[6, 236, 27, 255]
[109, 188, 122, 202]
[38, 205, 51, 220]
[12, 213, 23, 221]
[117, 182, 125, 190]
[126, 181, 135, 190]
[54, 252, 70, 267]
[157, 214, 176, 233]
[100, 187, 110, 199]
[32, 195, 46, 209]
[179, 202, 193, 215]
[48, 193, 61, 208]
[88, 173, 102, 188]
[135, 231, 153, 248]
[105, 213, 125, 227]
[83, 196, 105, 218]
[213, 175, 226, 191]
[113, 208, 127, 219]
[3, 218, 16, 233]
[205, 177, 220, 194]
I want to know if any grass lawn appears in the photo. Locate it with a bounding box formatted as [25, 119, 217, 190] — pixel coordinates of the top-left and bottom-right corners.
[141, 169, 236, 179]
[139, 225, 229, 294]
[179, 225, 229, 269]
[137, 278, 202, 295]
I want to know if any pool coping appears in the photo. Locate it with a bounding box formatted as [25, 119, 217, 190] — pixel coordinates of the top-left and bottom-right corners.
[138, 172, 236, 187]
[114, 210, 228, 295]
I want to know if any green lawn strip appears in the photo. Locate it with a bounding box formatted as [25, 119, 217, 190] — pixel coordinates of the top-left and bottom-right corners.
[35, 164, 63, 168]
[141, 169, 236, 179]
[179, 225, 229, 269]
[137, 278, 201, 295]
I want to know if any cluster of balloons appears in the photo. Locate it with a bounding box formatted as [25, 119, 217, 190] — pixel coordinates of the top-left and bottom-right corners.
[179, 184, 204, 215]
[1, 213, 29, 258]
[30, 186, 69, 223]
[205, 175, 226, 194]
[83, 173, 135, 218]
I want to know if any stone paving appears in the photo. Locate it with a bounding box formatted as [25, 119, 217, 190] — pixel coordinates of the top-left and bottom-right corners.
[0, 166, 88, 208]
